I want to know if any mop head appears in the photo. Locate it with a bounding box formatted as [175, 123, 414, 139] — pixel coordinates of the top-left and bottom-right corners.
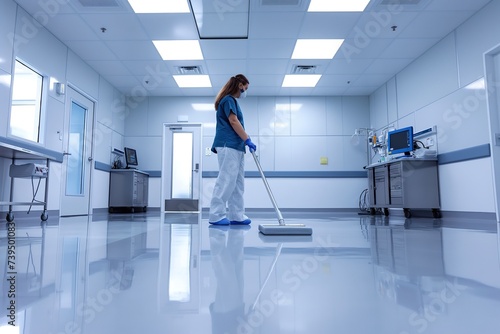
[259, 223, 313, 235]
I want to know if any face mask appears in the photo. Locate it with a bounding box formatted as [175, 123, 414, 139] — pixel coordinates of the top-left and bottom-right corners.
[239, 89, 247, 99]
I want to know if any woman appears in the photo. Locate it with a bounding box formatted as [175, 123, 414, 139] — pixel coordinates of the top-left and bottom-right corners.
[209, 74, 256, 225]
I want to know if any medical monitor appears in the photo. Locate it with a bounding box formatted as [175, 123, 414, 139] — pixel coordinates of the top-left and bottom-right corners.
[387, 126, 414, 156]
[124, 147, 138, 168]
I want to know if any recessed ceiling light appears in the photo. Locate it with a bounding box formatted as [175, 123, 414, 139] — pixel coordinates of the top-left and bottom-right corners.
[128, 0, 190, 13]
[291, 39, 344, 59]
[308, 0, 371, 12]
[153, 40, 204, 60]
[282, 75, 322, 87]
[173, 75, 212, 88]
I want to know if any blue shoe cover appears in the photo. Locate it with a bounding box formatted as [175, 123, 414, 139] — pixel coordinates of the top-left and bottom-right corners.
[230, 218, 251, 225]
[209, 218, 230, 225]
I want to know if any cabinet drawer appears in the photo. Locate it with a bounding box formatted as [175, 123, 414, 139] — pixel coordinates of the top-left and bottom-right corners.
[389, 164, 401, 175]
[391, 196, 403, 205]
[375, 170, 386, 180]
[391, 189, 402, 198]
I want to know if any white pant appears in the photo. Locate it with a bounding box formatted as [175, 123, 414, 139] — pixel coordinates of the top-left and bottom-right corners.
[209, 147, 248, 222]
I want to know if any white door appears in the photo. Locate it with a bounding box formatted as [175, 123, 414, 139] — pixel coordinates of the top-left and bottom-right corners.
[60, 87, 94, 216]
[162, 123, 202, 212]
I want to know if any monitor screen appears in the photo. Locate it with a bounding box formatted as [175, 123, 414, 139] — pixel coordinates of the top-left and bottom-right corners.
[124, 147, 138, 168]
[387, 126, 414, 155]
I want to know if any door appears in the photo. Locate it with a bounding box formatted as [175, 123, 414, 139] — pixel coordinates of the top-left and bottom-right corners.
[162, 123, 202, 212]
[60, 87, 94, 216]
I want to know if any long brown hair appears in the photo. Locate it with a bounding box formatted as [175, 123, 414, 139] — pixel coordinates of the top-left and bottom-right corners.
[214, 74, 249, 110]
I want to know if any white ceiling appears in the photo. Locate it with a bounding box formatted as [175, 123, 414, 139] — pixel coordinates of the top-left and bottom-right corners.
[12, 0, 492, 97]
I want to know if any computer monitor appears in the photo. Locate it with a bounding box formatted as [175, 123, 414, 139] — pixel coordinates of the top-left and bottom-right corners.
[124, 147, 138, 168]
[387, 126, 414, 156]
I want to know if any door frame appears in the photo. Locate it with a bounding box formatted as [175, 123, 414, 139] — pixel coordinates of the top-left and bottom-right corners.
[59, 85, 95, 216]
[485, 43, 500, 222]
[161, 123, 203, 212]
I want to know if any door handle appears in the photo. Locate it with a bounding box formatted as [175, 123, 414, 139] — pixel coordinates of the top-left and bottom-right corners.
[63, 152, 71, 156]
[88, 157, 93, 162]
[192, 163, 199, 173]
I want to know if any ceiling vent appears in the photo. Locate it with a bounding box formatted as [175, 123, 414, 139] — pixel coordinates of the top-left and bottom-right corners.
[76, 0, 120, 7]
[261, 0, 301, 5]
[292, 65, 317, 74]
[177, 66, 203, 75]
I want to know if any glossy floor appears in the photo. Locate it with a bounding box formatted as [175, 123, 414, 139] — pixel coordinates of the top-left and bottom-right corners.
[1, 211, 499, 334]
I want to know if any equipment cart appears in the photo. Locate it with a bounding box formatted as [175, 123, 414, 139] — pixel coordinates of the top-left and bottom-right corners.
[4, 161, 49, 222]
[0, 138, 61, 223]
[366, 158, 441, 218]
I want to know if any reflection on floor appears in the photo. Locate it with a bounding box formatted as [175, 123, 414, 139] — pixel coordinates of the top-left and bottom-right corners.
[1, 211, 499, 334]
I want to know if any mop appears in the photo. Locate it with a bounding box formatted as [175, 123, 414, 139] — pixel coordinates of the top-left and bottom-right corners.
[251, 151, 313, 235]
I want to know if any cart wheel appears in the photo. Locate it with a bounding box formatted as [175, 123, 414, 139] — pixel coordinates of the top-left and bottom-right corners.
[404, 208, 412, 218]
[432, 209, 441, 219]
[369, 207, 376, 215]
[383, 208, 389, 216]
[6, 212, 14, 222]
[41, 211, 48, 221]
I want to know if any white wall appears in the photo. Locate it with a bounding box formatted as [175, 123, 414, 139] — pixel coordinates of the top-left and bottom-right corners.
[124, 95, 371, 209]
[4, 0, 500, 214]
[0, 0, 125, 213]
[369, 0, 500, 214]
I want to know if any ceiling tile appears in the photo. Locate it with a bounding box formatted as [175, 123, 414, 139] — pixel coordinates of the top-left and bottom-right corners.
[325, 58, 374, 74]
[87, 60, 131, 75]
[64, 40, 117, 60]
[44, 14, 99, 41]
[337, 38, 394, 60]
[106, 40, 161, 60]
[81, 13, 149, 40]
[248, 39, 296, 59]
[424, 0, 492, 11]
[200, 39, 248, 60]
[300, 12, 362, 38]
[363, 58, 412, 74]
[249, 12, 304, 38]
[398, 11, 475, 38]
[378, 38, 440, 58]
[205, 59, 248, 75]
[247, 59, 290, 74]
[121, 60, 171, 76]
[9, 0, 493, 96]
[136, 13, 199, 40]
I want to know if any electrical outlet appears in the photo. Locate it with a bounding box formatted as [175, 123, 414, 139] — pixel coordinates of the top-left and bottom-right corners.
[205, 147, 212, 156]
[426, 138, 434, 147]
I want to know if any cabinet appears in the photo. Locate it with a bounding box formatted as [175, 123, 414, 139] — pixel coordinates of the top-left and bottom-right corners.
[109, 169, 149, 213]
[367, 158, 440, 218]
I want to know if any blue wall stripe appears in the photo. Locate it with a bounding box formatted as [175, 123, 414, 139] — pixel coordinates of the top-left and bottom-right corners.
[0, 136, 64, 162]
[144, 170, 161, 177]
[204, 171, 367, 178]
[94, 161, 112, 172]
[92, 143, 491, 178]
[437, 143, 490, 165]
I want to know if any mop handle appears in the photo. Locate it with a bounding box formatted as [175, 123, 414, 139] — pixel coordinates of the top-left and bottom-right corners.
[251, 151, 285, 225]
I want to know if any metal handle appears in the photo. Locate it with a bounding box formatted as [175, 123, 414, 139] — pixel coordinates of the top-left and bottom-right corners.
[192, 163, 199, 173]
[88, 157, 93, 162]
[63, 152, 71, 156]
[251, 151, 285, 225]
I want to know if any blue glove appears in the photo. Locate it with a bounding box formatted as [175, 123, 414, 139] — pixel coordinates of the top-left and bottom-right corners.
[245, 138, 256, 152]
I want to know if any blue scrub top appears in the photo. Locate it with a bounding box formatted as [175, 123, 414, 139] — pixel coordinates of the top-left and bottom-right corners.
[211, 95, 245, 153]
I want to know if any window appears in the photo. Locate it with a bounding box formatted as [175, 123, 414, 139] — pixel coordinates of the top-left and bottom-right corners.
[10, 60, 44, 142]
